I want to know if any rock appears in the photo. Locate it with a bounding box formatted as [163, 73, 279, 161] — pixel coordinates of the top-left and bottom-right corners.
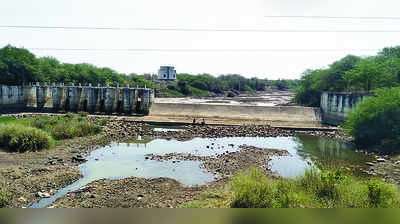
[377, 158, 386, 163]
[18, 197, 27, 203]
[366, 162, 375, 166]
[35, 192, 51, 198]
[72, 155, 87, 162]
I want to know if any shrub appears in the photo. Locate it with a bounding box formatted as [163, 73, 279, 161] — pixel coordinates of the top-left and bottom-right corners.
[230, 168, 275, 208]
[0, 124, 52, 152]
[78, 111, 89, 117]
[97, 120, 109, 126]
[29, 115, 58, 129]
[365, 180, 400, 208]
[51, 120, 100, 140]
[229, 167, 400, 208]
[64, 112, 76, 119]
[0, 188, 9, 208]
[344, 87, 400, 147]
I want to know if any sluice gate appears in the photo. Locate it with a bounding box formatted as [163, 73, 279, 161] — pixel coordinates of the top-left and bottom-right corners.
[0, 83, 154, 115]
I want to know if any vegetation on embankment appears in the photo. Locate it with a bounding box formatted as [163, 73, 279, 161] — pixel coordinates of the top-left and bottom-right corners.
[184, 166, 400, 208]
[344, 87, 400, 150]
[294, 46, 400, 107]
[0, 113, 101, 152]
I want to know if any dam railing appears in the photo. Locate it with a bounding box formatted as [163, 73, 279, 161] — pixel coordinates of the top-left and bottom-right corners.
[0, 83, 154, 115]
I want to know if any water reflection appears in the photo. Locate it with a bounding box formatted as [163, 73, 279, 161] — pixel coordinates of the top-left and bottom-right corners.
[30, 135, 372, 208]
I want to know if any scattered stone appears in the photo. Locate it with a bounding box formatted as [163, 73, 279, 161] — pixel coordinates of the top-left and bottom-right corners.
[377, 158, 386, 163]
[366, 162, 375, 166]
[35, 192, 51, 198]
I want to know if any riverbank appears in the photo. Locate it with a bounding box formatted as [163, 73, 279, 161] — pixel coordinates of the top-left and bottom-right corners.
[0, 113, 394, 208]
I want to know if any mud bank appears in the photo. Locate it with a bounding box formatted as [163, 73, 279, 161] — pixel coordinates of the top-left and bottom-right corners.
[50, 145, 289, 208]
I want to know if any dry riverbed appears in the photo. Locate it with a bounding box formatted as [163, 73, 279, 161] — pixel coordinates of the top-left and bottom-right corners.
[0, 114, 394, 208]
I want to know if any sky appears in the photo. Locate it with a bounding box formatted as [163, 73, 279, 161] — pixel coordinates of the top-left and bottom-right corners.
[1, 0, 400, 79]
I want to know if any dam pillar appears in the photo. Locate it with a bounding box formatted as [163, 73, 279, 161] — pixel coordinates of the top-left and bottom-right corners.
[104, 86, 115, 114]
[0, 84, 154, 115]
[86, 84, 96, 113]
[123, 85, 132, 115]
[320, 92, 373, 125]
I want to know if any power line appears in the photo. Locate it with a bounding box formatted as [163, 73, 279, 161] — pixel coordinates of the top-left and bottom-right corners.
[27, 48, 380, 52]
[264, 15, 400, 20]
[1, 25, 400, 32]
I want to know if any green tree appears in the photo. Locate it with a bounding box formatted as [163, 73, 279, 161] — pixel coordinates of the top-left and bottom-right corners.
[0, 45, 39, 85]
[345, 87, 400, 147]
[344, 58, 388, 92]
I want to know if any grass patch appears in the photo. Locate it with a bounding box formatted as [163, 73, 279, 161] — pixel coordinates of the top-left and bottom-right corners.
[97, 119, 109, 127]
[0, 123, 53, 152]
[0, 114, 102, 152]
[51, 120, 101, 140]
[188, 86, 209, 96]
[0, 188, 10, 208]
[184, 166, 400, 208]
[159, 89, 185, 97]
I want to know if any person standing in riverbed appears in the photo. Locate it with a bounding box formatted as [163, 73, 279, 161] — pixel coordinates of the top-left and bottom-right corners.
[193, 118, 196, 124]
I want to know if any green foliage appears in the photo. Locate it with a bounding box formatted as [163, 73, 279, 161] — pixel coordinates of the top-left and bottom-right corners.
[51, 120, 101, 140]
[344, 87, 400, 147]
[0, 188, 10, 208]
[0, 45, 39, 85]
[159, 89, 185, 97]
[97, 119, 109, 127]
[188, 86, 209, 96]
[0, 45, 155, 88]
[228, 167, 400, 208]
[270, 79, 300, 91]
[173, 73, 266, 96]
[78, 111, 89, 118]
[0, 114, 102, 152]
[0, 123, 52, 152]
[294, 49, 400, 106]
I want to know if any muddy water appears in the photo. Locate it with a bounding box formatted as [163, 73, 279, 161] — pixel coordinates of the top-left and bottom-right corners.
[30, 135, 372, 208]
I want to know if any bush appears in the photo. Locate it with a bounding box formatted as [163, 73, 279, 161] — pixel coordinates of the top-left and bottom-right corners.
[229, 167, 400, 208]
[344, 87, 400, 147]
[97, 119, 109, 126]
[78, 111, 89, 117]
[0, 124, 52, 152]
[51, 120, 101, 140]
[29, 115, 58, 129]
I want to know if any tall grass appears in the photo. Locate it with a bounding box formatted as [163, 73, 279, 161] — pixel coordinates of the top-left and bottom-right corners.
[0, 114, 102, 152]
[0, 188, 9, 208]
[229, 167, 400, 208]
[0, 123, 52, 152]
[51, 120, 101, 140]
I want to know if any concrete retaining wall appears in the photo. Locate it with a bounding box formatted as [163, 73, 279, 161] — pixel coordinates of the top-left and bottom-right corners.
[0, 84, 154, 115]
[150, 103, 321, 123]
[320, 92, 373, 125]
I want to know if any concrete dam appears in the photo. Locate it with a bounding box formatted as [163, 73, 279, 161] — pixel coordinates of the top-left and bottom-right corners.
[0, 83, 154, 115]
